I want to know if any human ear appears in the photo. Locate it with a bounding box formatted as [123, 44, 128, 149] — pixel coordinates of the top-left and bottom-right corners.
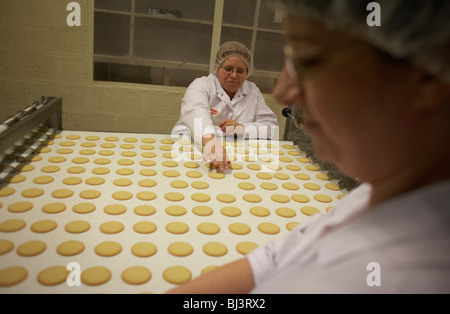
[414, 73, 450, 112]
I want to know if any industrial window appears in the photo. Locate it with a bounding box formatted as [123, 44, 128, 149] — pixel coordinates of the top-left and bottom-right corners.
[93, 0, 284, 93]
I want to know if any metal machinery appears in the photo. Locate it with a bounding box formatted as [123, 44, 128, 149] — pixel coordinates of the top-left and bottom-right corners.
[282, 106, 359, 191]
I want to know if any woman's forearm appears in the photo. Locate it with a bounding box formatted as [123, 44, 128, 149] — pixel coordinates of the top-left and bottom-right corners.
[166, 257, 255, 294]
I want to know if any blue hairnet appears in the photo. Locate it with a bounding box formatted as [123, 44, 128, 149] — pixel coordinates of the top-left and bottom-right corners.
[272, 0, 450, 83]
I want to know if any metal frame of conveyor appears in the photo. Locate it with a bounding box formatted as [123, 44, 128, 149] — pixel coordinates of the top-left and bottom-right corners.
[281, 105, 359, 191]
[0, 97, 62, 184]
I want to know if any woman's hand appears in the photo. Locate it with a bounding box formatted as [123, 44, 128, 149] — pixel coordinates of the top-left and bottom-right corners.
[202, 134, 230, 172]
[218, 119, 245, 135]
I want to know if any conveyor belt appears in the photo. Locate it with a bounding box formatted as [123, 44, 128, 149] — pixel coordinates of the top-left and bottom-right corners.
[0, 128, 345, 293]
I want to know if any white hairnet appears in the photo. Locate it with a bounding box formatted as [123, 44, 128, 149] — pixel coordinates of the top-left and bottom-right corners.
[272, 0, 450, 83]
[214, 41, 254, 77]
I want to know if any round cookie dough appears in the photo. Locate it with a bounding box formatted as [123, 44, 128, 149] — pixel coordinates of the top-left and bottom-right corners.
[30, 220, 57, 233]
[233, 172, 250, 179]
[116, 168, 134, 175]
[295, 173, 311, 180]
[131, 242, 157, 257]
[81, 266, 111, 286]
[242, 194, 262, 203]
[7, 202, 33, 213]
[304, 183, 321, 190]
[62, 177, 82, 185]
[65, 220, 91, 233]
[166, 222, 189, 234]
[325, 182, 341, 191]
[99, 221, 124, 234]
[208, 172, 225, 179]
[92, 167, 110, 175]
[0, 219, 26, 232]
[258, 222, 280, 235]
[0, 266, 28, 287]
[170, 180, 188, 189]
[228, 223, 251, 235]
[186, 170, 202, 178]
[41, 165, 60, 173]
[191, 193, 211, 202]
[104, 204, 127, 215]
[134, 205, 156, 216]
[67, 166, 86, 174]
[192, 205, 213, 216]
[275, 207, 296, 218]
[220, 206, 241, 217]
[72, 157, 90, 164]
[133, 221, 157, 234]
[57, 240, 85, 256]
[95, 241, 122, 257]
[37, 266, 69, 286]
[203, 242, 228, 257]
[237, 182, 255, 190]
[191, 181, 209, 189]
[42, 202, 67, 214]
[183, 161, 199, 168]
[291, 194, 310, 203]
[271, 194, 290, 203]
[139, 169, 157, 176]
[17, 240, 47, 256]
[301, 206, 321, 216]
[249, 206, 270, 217]
[314, 194, 333, 203]
[136, 191, 157, 201]
[168, 241, 193, 257]
[51, 189, 74, 198]
[197, 222, 220, 235]
[216, 194, 236, 203]
[165, 192, 184, 202]
[122, 266, 152, 285]
[163, 266, 192, 285]
[139, 179, 157, 187]
[163, 170, 180, 177]
[0, 240, 14, 255]
[112, 191, 133, 200]
[22, 188, 44, 198]
[72, 202, 96, 214]
[33, 176, 54, 184]
[260, 182, 278, 190]
[113, 178, 132, 187]
[80, 189, 101, 199]
[236, 241, 259, 255]
[282, 182, 300, 190]
[287, 222, 300, 231]
[165, 205, 187, 216]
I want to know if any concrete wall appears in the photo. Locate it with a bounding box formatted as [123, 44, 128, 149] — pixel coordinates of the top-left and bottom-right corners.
[0, 0, 285, 136]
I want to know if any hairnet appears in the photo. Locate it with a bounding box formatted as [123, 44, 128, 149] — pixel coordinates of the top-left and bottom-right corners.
[214, 41, 254, 77]
[272, 0, 450, 83]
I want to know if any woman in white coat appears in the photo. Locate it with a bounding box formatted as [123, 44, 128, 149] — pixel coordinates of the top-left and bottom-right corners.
[171, 41, 278, 171]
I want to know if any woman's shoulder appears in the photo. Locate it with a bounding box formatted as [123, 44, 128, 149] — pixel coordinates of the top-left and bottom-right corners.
[188, 74, 217, 91]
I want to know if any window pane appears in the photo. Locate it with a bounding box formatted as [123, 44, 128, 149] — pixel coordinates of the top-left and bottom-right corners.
[253, 31, 284, 72]
[220, 27, 252, 49]
[223, 0, 256, 27]
[95, 0, 131, 12]
[135, 0, 214, 22]
[258, 0, 283, 30]
[94, 12, 130, 56]
[134, 17, 212, 65]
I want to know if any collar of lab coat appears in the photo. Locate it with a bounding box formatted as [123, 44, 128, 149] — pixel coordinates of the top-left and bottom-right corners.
[313, 180, 450, 267]
[212, 73, 249, 105]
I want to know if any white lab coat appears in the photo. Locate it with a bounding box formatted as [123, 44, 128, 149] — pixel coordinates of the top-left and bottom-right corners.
[171, 74, 279, 144]
[248, 180, 450, 293]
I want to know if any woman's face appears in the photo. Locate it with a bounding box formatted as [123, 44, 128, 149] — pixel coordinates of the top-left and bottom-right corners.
[276, 15, 422, 183]
[217, 56, 248, 98]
